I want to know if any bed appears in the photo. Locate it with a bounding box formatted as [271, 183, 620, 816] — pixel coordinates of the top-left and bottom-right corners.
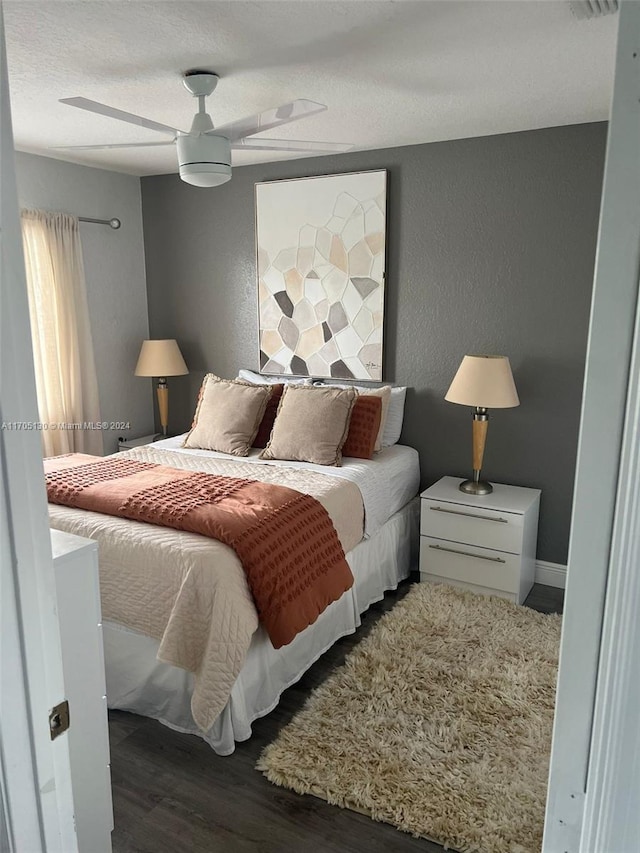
[47, 434, 420, 755]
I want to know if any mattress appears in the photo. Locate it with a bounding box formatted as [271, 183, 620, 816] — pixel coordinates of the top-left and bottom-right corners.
[152, 435, 421, 537]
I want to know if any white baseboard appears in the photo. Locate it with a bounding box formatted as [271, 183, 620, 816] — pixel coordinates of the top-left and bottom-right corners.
[535, 560, 567, 589]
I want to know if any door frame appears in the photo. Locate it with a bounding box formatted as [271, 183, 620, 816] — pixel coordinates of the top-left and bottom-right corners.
[0, 3, 78, 850]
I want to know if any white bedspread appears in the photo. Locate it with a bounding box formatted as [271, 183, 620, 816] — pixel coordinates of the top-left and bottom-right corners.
[151, 435, 420, 537]
[47, 442, 420, 737]
[48, 447, 365, 730]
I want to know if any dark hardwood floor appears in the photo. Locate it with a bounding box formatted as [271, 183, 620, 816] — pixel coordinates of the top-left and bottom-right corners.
[109, 579, 564, 853]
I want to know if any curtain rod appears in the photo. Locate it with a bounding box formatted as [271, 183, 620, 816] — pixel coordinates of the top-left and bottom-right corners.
[79, 216, 121, 229]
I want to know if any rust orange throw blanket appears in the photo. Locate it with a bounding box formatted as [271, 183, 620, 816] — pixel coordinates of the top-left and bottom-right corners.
[45, 454, 353, 648]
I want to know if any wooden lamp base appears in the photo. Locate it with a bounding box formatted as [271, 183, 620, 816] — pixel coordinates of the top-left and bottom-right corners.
[156, 379, 169, 437]
[460, 408, 492, 495]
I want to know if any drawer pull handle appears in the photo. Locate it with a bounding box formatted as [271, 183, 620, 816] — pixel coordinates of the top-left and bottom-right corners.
[428, 544, 506, 563]
[430, 506, 508, 524]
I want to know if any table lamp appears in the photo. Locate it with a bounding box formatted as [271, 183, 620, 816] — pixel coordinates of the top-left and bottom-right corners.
[135, 339, 188, 436]
[445, 354, 519, 495]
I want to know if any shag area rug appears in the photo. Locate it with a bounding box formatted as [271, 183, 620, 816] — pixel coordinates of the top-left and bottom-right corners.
[258, 583, 561, 853]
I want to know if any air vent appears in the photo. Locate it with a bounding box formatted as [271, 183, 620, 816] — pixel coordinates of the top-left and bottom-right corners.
[570, 0, 618, 20]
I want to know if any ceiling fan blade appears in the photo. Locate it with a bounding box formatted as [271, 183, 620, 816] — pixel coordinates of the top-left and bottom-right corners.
[215, 99, 327, 143]
[59, 97, 181, 136]
[52, 140, 176, 150]
[231, 137, 352, 153]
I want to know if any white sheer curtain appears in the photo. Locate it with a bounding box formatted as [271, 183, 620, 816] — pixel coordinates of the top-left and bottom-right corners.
[20, 209, 103, 457]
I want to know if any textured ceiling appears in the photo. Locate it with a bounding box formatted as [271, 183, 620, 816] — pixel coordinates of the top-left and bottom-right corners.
[3, 0, 617, 177]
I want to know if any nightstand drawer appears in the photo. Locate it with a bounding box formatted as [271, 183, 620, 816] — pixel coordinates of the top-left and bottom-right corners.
[421, 499, 524, 555]
[419, 535, 520, 594]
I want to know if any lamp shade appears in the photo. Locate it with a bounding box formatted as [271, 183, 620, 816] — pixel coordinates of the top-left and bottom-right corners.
[134, 339, 188, 378]
[445, 355, 519, 408]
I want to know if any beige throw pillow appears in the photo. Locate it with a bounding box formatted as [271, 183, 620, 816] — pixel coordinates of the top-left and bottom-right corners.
[260, 385, 357, 466]
[183, 374, 271, 456]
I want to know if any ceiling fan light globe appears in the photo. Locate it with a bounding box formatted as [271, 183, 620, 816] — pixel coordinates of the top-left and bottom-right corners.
[180, 163, 232, 187]
[176, 133, 231, 188]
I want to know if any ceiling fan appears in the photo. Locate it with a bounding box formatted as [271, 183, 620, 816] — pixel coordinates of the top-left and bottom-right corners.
[57, 71, 352, 187]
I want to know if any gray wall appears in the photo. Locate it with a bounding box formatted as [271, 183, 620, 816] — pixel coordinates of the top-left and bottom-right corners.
[141, 122, 607, 564]
[16, 152, 154, 453]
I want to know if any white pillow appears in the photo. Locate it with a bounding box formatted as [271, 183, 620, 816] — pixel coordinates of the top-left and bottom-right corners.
[238, 369, 312, 386]
[311, 380, 407, 448]
[381, 386, 407, 447]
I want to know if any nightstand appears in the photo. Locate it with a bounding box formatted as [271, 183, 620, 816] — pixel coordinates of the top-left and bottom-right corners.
[117, 433, 158, 451]
[419, 476, 540, 604]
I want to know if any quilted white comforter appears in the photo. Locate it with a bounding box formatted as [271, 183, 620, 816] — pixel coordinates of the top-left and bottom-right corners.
[48, 446, 364, 730]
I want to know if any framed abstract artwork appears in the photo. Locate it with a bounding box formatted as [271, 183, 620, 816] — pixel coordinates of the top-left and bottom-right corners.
[255, 170, 387, 380]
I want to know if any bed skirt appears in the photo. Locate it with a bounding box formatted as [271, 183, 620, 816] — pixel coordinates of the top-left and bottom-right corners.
[103, 498, 419, 755]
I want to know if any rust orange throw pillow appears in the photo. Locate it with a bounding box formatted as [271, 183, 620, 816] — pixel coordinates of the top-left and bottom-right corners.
[342, 395, 383, 459]
[253, 383, 284, 448]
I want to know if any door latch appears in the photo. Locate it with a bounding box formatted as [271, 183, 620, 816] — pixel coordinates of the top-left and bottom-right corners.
[49, 700, 70, 740]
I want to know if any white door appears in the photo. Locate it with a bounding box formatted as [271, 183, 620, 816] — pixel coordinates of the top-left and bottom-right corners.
[0, 2, 108, 849]
[543, 3, 640, 850]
